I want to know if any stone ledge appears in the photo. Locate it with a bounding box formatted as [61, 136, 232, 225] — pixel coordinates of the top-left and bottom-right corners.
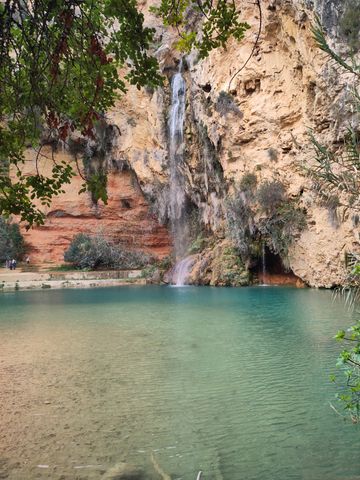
[0, 271, 146, 292]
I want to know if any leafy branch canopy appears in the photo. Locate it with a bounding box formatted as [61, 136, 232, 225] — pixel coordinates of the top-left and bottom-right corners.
[151, 0, 249, 58]
[0, 0, 249, 226]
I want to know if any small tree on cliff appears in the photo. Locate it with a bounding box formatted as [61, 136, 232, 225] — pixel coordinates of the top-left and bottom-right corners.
[0, 0, 250, 226]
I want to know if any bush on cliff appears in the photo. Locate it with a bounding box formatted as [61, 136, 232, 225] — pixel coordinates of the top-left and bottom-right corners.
[215, 91, 242, 116]
[226, 179, 307, 267]
[257, 180, 286, 214]
[64, 234, 153, 270]
[225, 191, 255, 262]
[0, 217, 25, 262]
[239, 172, 258, 194]
[339, 0, 360, 52]
[259, 202, 307, 264]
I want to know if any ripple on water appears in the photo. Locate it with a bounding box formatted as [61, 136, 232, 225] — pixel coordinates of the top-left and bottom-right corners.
[0, 286, 358, 480]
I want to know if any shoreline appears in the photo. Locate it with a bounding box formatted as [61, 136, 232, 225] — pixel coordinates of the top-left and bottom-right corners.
[0, 268, 310, 291]
[0, 269, 146, 292]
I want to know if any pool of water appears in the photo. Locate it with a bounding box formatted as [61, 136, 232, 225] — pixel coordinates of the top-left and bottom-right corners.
[0, 286, 359, 480]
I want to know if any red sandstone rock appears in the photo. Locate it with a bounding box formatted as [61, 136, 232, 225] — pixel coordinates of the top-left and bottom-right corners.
[18, 150, 171, 265]
[258, 272, 306, 288]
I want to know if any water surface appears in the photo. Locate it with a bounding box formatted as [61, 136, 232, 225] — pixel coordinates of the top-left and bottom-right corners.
[0, 286, 359, 480]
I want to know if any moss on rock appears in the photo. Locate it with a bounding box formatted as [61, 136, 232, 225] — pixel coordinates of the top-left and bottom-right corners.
[189, 240, 249, 286]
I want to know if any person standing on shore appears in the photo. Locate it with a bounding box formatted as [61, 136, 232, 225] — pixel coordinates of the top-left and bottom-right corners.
[11, 259, 16, 270]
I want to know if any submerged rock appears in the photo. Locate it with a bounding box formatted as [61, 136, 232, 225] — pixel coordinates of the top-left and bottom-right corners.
[101, 462, 144, 480]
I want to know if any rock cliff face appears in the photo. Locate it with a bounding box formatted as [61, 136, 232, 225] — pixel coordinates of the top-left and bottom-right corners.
[20, 148, 171, 264]
[22, 0, 359, 286]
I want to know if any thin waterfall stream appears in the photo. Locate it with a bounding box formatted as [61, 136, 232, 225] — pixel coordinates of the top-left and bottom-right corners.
[261, 242, 267, 285]
[172, 256, 194, 286]
[168, 61, 191, 285]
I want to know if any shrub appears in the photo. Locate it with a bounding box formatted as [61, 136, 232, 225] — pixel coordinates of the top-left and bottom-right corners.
[259, 202, 307, 261]
[239, 172, 257, 193]
[124, 250, 154, 269]
[257, 180, 286, 213]
[157, 255, 172, 270]
[0, 217, 25, 262]
[141, 264, 158, 279]
[324, 194, 340, 210]
[215, 91, 241, 116]
[225, 192, 255, 262]
[142, 255, 173, 282]
[188, 234, 207, 254]
[64, 234, 154, 270]
[322, 194, 340, 228]
[267, 148, 278, 162]
[339, 0, 360, 52]
[127, 117, 137, 127]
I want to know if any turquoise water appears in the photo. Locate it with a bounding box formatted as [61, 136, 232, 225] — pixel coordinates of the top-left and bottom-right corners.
[0, 286, 359, 480]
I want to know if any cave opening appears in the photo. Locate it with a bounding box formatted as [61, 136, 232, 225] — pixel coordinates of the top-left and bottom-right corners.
[262, 246, 286, 275]
[252, 245, 303, 286]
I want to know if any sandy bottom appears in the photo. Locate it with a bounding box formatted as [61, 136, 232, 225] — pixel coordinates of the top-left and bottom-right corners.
[0, 313, 170, 479]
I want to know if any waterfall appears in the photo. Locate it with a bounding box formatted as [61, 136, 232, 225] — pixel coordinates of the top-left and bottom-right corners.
[168, 61, 191, 285]
[261, 243, 268, 285]
[262, 243, 266, 277]
[169, 62, 188, 259]
[172, 256, 194, 286]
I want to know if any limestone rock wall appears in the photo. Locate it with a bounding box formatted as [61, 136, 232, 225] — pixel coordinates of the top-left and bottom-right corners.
[108, 0, 359, 287]
[184, 0, 359, 287]
[20, 0, 359, 286]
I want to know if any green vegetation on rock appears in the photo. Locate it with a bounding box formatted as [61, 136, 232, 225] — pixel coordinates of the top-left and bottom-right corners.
[239, 172, 258, 195]
[215, 91, 242, 116]
[187, 234, 208, 254]
[258, 202, 307, 265]
[212, 244, 249, 286]
[189, 240, 249, 287]
[257, 180, 286, 214]
[226, 177, 306, 268]
[339, 0, 360, 53]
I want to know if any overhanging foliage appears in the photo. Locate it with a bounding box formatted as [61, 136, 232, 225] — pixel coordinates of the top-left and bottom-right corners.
[0, 0, 250, 226]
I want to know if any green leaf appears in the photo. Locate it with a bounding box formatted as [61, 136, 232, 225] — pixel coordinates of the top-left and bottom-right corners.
[335, 330, 346, 341]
